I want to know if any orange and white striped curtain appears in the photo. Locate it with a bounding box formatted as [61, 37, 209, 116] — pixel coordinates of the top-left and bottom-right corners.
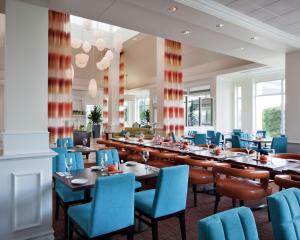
[119, 51, 125, 128]
[102, 68, 109, 129]
[163, 39, 184, 137]
[48, 10, 72, 144]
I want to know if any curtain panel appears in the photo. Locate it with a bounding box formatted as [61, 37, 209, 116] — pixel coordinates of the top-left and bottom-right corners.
[163, 39, 184, 137]
[119, 51, 125, 128]
[102, 68, 109, 129]
[48, 10, 73, 144]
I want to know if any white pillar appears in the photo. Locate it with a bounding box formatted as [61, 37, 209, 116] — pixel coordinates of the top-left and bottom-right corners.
[0, 1, 54, 239]
[108, 53, 120, 132]
[286, 50, 300, 152]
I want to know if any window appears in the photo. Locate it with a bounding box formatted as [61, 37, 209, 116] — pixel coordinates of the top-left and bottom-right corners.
[235, 86, 242, 129]
[138, 98, 150, 125]
[124, 101, 129, 123]
[255, 80, 285, 137]
[185, 89, 212, 127]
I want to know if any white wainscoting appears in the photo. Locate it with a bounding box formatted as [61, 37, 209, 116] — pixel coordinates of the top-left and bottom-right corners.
[12, 171, 42, 231]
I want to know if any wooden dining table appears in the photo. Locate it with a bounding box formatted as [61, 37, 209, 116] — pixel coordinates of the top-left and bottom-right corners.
[240, 137, 273, 149]
[53, 162, 160, 202]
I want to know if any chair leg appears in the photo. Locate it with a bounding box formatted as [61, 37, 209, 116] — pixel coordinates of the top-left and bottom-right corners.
[127, 226, 134, 240]
[55, 194, 60, 220]
[279, 186, 282, 191]
[68, 219, 73, 240]
[267, 205, 271, 222]
[214, 193, 220, 214]
[192, 184, 197, 207]
[239, 200, 245, 206]
[151, 219, 158, 240]
[64, 205, 69, 239]
[232, 199, 236, 207]
[179, 211, 186, 240]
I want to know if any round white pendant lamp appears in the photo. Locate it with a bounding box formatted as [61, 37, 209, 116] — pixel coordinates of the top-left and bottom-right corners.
[71, 38, 82, 49]
[95, 38, 106, 52]
[66, 64, 75, 80]
[88, 78, 97, 98]
[105, 50, 114, 61]
[82, 41, 92, 53]
[75, 53, 89, 68]
[96, 61, 105, 71]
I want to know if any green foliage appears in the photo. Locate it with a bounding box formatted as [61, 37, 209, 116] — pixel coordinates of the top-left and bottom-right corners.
[188, 100, 199, 126]
[140, 109, 150, 125]
[88, 105, 102, 125]
[262, 106, 281, 137]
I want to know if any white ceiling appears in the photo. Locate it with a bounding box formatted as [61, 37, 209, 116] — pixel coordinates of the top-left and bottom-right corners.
[20, 0, 297, 68]
[214, 0, 300, 37]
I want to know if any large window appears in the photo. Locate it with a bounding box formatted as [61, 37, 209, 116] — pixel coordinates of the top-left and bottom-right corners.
[255, 80, 285, 137]
[138, 98, 150, 125]
[235, 86, 242, 129]
[185, 90, 212, 127]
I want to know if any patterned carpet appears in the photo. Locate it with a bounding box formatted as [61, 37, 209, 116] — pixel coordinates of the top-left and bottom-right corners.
[53, 184, 276, 240]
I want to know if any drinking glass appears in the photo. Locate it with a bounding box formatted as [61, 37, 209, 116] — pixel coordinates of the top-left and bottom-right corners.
[82, 138, 88, 147]
[142, 151, 150, 169]
[246, 143, 254, 158]
[65, 157, 73, 178]
[269, 149, 275, 163]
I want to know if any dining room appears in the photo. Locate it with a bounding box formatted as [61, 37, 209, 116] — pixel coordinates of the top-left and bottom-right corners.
[2, 1, 300, 240]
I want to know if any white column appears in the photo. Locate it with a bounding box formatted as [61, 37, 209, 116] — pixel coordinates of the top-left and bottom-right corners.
[286, 50, 300, 152]
[0, 1, 54, 239]
[108, 53, 120, 132]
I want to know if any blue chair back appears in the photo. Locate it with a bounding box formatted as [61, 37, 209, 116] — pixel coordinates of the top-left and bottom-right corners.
[188, 130, 197, 136]
[233, 129, 242, 133]
[152, 165, 189, 218]
[57, 137, 74, 148]
[171, 131, 177, 143]
[268, 188, 300, 240]
[240, 132, 251, 148]
[231, 135, 242, 148]
[271, 136, 287, 153]
[89, 174, 135, 237]
[194, 134, 206, 145]
[198, 207, 259, 240]
[256, 130, 267, 138]
[96, 149, 119, 166]
[65, 152, 84, 171]
[212, 132, 221, 145]
[51, 147, 67, 173]
[207, 130, 215, 139]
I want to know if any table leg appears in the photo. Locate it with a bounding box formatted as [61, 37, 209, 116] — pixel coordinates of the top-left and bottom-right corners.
[84, 189, 91, 202]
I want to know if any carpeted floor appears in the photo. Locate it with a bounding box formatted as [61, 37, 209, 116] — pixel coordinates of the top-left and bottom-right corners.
[53, 184, 276, 240]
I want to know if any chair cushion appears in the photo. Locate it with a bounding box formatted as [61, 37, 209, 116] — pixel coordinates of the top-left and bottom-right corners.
[189, 168, 214, 185]
[68, 203, 92, 235]
[216, 177, 272, 200]
[148, 160, 175, 168]
[135, 189, 155, 216]
[56, 181, 84, 202]
[135, 181, 142, 189]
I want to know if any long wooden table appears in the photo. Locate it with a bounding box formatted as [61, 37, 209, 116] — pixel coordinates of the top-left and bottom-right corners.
[111, 138, 300, 176]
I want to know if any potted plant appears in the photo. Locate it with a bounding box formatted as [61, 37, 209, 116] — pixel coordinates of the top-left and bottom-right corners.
[88, 105, 103, 138]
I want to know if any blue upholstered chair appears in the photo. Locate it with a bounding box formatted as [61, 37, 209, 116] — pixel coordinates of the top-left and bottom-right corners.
[194, 134, 206, 145]
[53, 152, 85, 237]
[260, 136, 288, 155]
[171, 131, 177, 143]
[135, 165, 189, 240]
[51, 147, 67, 173]
[198, 207, 259, 240]
[233, 129, 242, 133]
[96, 149, 142, 190]
[188, 130, 198, 136]
[256, 130, 267, 138]
[231, 135, 242, 148]
[207, 130, 215, 140]
[211, 132, 222, 146]
[268, 188, 300, 240]
[57, 137, 74, 148]
[68, 174, 135, 239]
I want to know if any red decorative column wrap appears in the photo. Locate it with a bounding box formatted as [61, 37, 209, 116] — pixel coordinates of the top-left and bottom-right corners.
[102, 68, 109, 130]
[119, 51, 125, 128]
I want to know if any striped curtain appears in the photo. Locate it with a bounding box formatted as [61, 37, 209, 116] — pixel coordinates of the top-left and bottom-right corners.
[102, 68, 109, 129]
[163, 39, 184, 137]
[48, 10, 72, 144]
[119, 51, 125, 128]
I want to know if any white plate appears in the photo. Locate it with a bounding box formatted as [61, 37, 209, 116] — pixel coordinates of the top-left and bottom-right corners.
[71, 178, 88, 185]
[90, 166, 102, 170]
[126, 161, 137, 166]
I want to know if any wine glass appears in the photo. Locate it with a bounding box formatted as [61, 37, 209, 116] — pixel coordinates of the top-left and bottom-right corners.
[65, 157, 73, 178]
[64, 139, 68, 148]
[142, 151, 150, 169]
[82, 138, 87, 147]
[269, 149, 275, 163]
[246, 143, 253, 158]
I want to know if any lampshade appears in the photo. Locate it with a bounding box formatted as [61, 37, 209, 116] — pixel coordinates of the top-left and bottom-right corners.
[88, 78, 97, 98]
[96, 61, 105, 71]
[113, 37, 123, 53]
[66, 64, 75, 81]
[95, 38, 106, 52]
[82, 41, 92, 53]
[105, 50, 114, 61]
[71, 38, 82, 49]
[75, 53, 89, 68]
[102, 56, 111, 69]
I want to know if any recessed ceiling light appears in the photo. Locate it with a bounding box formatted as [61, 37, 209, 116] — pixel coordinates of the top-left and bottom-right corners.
[236, 47, 245, 51]
[250, 36, 259, 40]
[182, 30, 190, 35]
[133, 37, 138, 41]
[216, 23, 224, 28]
[168, 6, 178, 12]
